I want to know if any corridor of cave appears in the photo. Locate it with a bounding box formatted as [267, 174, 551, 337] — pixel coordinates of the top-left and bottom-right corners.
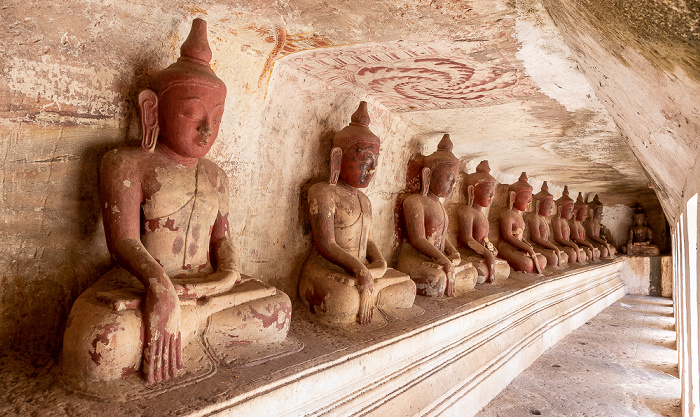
[0, 0, 698, 415]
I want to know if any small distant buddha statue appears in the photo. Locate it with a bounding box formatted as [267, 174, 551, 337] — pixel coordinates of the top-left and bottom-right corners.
[62, 20, 291, 385]
[456, 160, 510, 283]
[497, 172, 547, 274]
[396, 134, 477, 297]
[524, 182, 567, 268]
[583, 194, 616, 258]
[570, 193, 600, 262]
[299, 102, 416, 325]
[551, 186, 586, 264]
[625, 206, 660, 256]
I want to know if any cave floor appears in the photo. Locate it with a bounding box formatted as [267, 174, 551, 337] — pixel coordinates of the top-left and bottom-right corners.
[477, 295, 680, 417]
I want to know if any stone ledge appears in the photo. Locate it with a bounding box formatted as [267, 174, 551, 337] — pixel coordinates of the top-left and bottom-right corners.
[197, 260, 627, 417]
[0, 260, 632, 416]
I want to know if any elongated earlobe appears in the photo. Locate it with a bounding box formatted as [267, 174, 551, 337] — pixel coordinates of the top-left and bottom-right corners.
[535, 199, 541, 215]
[508, 191, 515, 210]
[139, 89, 159, 152]
[467, 185, 475, 207]
[421, 167, 431, 197]
[329, 147, 342, 185]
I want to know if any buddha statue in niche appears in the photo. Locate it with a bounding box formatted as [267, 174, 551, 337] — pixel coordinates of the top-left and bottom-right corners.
[62, 19, 291, 385]
[456, 160, 510, 283]
[583, 194, 616, 258]
[551, 186, 586, 264]
[625, 206, 660, 256]
[570, 192, 600, 262]
[524, 182, 568, 268]
[299, 101, 416, 325]
[497, 172, 547, 274]
[396, 134, 477, 297]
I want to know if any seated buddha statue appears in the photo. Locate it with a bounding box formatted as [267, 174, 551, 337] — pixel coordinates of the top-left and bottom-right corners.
[524, 182, 567, 268]
[299, 102, 416, 325]
[62, 20, 291, 385]
[497, 172, 547, 274]
[551, 186, 586, 264]
[396, 135, 477, 297]
[570, 192, 600, 262]
[625, 206, 660, 256]
[583, 194, 616, 258]
[456, 160, 510, 283]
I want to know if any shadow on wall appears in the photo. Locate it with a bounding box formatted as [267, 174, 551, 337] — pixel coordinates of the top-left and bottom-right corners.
[0, 133, 118, 364]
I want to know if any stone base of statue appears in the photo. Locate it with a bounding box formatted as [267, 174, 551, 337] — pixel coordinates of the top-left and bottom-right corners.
[396, 242, 478, 297]
[299, 251, 417, 325]
[62, 267, 292, 383]
[457, 247, 511, 284]
[625, 242, 661, 256]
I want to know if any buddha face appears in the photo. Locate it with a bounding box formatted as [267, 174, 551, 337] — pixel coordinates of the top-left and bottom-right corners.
[157, 84, 226, 159]
[339, 141, 380, 188]
[538, 198, 554, 217]
[512, 190, 532, 212]
[429, 164, 458, 198]
[634, 213, 646, 226]
[561, 203, 574, 220]
[593, 206, 604, 220]
[575, 207, 588, 221]
[474, 182, 495, 208]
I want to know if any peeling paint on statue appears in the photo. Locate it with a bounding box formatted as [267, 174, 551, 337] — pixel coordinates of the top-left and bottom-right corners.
[396, 134, 478, 296]
[61, 19, 291, 387]
[497, 172, 547, 274]
[299, 101, 416, 325]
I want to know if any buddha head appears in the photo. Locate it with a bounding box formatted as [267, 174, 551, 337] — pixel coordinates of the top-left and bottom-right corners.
[508, 172, 533, 212]
[556, 186, 575, 220]
[421, 134, 459, 198]
[534, 181, 554, 217]
[588, 194, 604, 220]
[464, 160, 496, 209]
[139, 19, 227, 159]
[633, 205, 647, 227]
[574, 192, 588, 221]
[329, 101, 380, 189]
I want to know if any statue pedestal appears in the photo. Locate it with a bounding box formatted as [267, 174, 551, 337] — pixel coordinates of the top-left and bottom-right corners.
[14, 259, 646, 415]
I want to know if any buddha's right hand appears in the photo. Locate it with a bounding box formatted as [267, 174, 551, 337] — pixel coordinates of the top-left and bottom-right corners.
[356, 267, 374, 325]
[142, 278, 183, 385]
[442, 261, 455, 297]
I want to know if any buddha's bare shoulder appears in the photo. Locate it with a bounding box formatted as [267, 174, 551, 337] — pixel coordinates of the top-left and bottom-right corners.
[101, 147, 155, 175]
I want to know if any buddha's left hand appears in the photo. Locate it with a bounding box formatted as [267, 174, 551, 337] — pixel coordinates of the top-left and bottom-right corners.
[173, 270, 240, 299]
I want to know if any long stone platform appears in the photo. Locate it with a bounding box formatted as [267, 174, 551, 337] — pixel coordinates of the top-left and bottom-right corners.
[1, 259, 634, 416]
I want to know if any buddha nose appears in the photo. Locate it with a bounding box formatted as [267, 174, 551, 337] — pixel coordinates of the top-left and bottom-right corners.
[199, 123, 213, 137]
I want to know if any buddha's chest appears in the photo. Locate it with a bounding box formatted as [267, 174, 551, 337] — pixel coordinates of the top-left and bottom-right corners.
[537, 217, 550, 239]
[142, 163, 218, 222]
[472, 212, 489, 241]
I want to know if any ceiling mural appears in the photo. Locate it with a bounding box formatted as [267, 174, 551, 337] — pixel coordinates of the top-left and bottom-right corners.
[287, 41, 538, 112]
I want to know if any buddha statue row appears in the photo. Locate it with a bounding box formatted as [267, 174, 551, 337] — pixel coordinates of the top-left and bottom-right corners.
[61, 19, 619, 389]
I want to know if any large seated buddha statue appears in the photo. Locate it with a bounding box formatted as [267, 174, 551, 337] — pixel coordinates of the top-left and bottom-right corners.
[570, 192, 600, 262]
[62, 20, 291, 385]
[396, 135, 478, 297]
[583, 194, 616, 258]
[497, 172, 547, 274]
[551, 186, 586, 264]
[456, 160, 510, 284]
[299, 102, 416, 325]
[624, 205, 660, 256]
[524, 182, 567, 268]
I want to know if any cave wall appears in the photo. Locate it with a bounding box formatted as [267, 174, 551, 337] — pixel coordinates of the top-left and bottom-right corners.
[0, 0, 673, 361]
